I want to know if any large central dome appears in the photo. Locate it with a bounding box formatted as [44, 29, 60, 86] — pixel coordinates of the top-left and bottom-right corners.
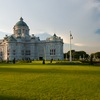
[13, 17, 30, 37]
[15, 17, 28, 27]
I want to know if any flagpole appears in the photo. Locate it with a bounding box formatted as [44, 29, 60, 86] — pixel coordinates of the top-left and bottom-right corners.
[70, 31, 73, 62]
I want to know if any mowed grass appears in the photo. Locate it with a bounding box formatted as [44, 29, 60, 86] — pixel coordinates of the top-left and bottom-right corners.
[0, 64, 100, 100]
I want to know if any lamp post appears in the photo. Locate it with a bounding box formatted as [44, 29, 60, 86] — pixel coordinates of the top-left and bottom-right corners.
[70, 31, 73, 62]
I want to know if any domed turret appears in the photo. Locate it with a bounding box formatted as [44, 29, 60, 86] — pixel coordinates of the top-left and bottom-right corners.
[13, 17, 30, 38]
[14, 17, 28, 27]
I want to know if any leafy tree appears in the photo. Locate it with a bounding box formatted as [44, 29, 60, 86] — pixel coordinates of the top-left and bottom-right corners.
[91, 52, 100, 59]
[64, 50, 89, 60]
[95, 52, 100, 58]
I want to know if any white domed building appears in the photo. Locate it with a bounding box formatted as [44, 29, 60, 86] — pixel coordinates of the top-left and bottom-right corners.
[0, 17, 64, 61]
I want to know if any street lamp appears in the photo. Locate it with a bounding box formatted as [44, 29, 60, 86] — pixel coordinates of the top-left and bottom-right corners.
[70, 31, 73, 62]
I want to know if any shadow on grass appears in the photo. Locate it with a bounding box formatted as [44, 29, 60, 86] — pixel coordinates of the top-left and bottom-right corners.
[0, 95, 26, 100]
[0, 67, 100, 75]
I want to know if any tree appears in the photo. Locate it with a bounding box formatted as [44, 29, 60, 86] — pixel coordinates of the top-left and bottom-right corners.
[64, 50, 89, 60]
[90, 54, 93, 65]
[95, 52, 100, 58]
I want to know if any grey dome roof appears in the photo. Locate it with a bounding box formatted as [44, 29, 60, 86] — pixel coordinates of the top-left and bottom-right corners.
[15, 17, 28, 27]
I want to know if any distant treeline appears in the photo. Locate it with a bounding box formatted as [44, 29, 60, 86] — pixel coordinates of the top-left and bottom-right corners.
[64, 50, 100, 61]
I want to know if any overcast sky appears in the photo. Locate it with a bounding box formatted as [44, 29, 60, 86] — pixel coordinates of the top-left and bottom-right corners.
[0, 0, 100, 54]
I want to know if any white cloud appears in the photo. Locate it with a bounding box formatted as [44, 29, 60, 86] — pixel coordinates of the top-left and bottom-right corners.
[74, 43, 85, 47]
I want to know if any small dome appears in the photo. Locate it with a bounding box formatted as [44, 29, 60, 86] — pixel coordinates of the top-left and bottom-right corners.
[14, 17, 28, 27]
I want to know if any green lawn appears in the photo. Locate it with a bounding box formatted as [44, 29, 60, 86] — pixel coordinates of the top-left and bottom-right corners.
[0, 63, 100, 100]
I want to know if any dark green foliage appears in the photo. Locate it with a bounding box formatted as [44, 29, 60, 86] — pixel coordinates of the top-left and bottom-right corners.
[64, 50, 89, 60]
[91, 52, 100, 58]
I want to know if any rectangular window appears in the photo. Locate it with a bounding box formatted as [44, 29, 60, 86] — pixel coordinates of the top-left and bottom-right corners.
[13, 50, 16, 55]
[25, 50, 31, 55]
[50, 49, 56, 55]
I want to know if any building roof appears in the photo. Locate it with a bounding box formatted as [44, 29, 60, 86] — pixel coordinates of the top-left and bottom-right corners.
[46, 34, 62, 41]
[14, 17, 28, 27]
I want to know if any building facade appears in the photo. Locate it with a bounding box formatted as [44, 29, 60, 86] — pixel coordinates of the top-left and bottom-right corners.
[0, 17, 64, 61]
